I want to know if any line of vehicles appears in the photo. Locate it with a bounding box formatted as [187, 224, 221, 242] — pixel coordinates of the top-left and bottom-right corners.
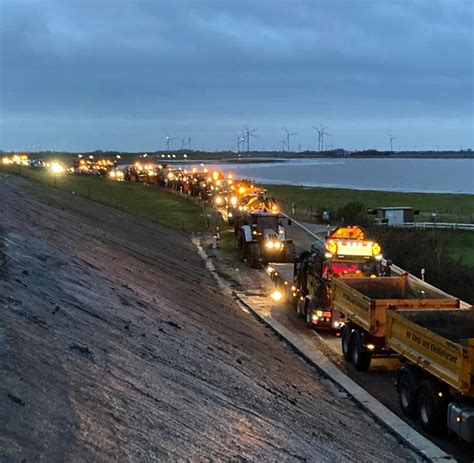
[5, 154, 474, 444]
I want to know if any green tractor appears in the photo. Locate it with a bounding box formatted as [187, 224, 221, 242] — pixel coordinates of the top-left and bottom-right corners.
[237, 210, 296, 268]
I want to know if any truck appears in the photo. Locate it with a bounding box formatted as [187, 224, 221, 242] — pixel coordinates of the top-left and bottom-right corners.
[386, 308, 474, 441]
[332, 275, 460, 371]
[294, 226, 386, 330]
[236, 209, 296, 268]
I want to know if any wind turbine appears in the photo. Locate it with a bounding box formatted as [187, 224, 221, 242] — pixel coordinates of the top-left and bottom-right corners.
[165, 131, 172, 151]
[283, 127, 296, 152]
[313, 125, 322, 151]
[315, 123, 330, 151]
[243, 124, 257, 152]
[388, 131, 397, 152]
[280, 138, 287, 152]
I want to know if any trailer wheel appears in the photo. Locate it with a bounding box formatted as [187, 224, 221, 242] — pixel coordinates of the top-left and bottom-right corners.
[284, 242, 296, 263]
[397, 366, 421, 417]
[417, 380, 447, 434]
[341, 325, 352, 361]
[350, 332, 371, 371]
[248, 242, 261, 268]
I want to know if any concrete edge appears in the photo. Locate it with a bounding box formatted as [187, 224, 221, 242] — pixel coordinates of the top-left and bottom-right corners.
[234, 292, 453, 463]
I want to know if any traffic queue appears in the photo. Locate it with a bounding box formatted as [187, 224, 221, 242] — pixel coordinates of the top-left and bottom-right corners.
[3, 153, 474, 443]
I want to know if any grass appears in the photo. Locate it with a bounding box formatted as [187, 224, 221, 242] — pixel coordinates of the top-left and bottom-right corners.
[264, 184, 474, 224]
[441, 230, 474, 267]
[3, 166, 206, 233]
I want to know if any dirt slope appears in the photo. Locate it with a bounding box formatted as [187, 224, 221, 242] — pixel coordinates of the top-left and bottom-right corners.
[0, 174, 417, 462]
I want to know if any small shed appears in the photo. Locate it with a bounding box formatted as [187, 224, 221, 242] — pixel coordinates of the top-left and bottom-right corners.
[376, 207, 414, 226]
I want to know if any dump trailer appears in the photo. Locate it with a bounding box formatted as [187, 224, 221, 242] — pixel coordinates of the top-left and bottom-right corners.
[386, 308, 474, 441]
[332, 275, 460, 371]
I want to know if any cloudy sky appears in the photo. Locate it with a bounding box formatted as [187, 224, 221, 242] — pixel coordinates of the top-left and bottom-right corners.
[1, 0, 472, 152]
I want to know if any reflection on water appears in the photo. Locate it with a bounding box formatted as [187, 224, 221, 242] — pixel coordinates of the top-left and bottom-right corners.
[206, 158, 474, 194]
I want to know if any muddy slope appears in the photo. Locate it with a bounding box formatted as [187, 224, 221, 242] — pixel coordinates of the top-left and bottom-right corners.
[0, 174, 417, 462]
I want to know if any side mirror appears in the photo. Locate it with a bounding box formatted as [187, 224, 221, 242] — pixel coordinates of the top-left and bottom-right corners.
[288, 219, 292, 226]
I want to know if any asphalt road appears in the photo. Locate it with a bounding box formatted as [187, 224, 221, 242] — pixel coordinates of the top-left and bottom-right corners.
[240, 212, 474, 462]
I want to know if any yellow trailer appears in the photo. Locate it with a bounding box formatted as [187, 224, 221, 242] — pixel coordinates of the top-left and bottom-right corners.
[386, 308, 474, 442]
[331, 275, 460, 371]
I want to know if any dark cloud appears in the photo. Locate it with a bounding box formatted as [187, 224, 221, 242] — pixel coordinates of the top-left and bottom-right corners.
[1, 0, 472, 151]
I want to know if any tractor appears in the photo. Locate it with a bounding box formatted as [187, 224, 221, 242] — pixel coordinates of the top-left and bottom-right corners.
[237, 210, 296, 268]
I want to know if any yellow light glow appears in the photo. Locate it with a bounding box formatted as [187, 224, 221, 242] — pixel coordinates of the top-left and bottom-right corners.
[50, 162, 64, 174]
[271, 290, 283, 302]
[238, 186, 246, 194]
[212, 171, 219, 180]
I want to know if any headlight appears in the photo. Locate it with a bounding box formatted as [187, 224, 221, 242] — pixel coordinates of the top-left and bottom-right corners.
[215, 196, 223, 205]
[265, 241, 274, 249]
[271, 290, 283, 302]
[230, 196, 237, 206]
[228, 212, 233, 218]
[375, 254, 383, 261]
[274, 242, 282, 250]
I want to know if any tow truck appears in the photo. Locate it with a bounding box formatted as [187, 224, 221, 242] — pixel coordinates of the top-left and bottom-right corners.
[294, 226, 385, 330]
[236, 208, 296, 268]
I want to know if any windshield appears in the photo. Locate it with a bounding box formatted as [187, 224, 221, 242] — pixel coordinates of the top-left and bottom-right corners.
[255, 216, 279, 231]
[327, 261, 377, 277]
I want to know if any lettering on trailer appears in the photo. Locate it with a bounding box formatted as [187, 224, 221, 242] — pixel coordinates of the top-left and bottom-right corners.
[406, 330, 458, 365]
[341, 291, 368, 312]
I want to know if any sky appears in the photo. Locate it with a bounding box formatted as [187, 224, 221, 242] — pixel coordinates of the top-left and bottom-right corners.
[0, 0, 473, 152]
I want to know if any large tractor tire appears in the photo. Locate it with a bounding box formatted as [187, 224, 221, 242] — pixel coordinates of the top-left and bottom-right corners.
[237, 234, 246, 261]
[350, 331, 372, 371]
[296, 297, 306, 317]
[284, 242, 296, 263]
[248, 242, 261, 268]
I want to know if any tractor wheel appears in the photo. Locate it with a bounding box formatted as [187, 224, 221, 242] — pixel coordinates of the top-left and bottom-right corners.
[237, 234, 246, 261]
[284, 242, 296, 263]
[248, 242, 261, 268]
[305, 305, 314, 328]
[296, 297, 306, 317]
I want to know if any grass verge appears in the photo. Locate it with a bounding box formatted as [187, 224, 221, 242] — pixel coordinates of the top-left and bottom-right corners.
[264, 184, 474, 224]
[2, 166, 206, 233]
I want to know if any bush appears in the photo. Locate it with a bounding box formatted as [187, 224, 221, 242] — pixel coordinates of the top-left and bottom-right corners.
[368, 227, 474, 304]
[337, 201, 370, 226]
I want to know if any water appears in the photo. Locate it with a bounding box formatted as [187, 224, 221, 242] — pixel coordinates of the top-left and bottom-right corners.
[204, 158, 474, 194]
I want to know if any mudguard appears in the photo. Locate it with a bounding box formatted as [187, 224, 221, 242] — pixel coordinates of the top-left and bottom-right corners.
[240, 225, 253, 242]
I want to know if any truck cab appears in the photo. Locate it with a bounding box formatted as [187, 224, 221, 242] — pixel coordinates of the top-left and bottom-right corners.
[295, 226, 384, 330]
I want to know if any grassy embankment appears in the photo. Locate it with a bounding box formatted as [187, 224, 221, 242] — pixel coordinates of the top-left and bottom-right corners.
[2, 166, 207, 233]
[265, 184, 474, 268]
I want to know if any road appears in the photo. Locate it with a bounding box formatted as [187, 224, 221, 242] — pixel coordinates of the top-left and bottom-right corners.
[0, 173, 419, 462]
[211, 208, 473, 461]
